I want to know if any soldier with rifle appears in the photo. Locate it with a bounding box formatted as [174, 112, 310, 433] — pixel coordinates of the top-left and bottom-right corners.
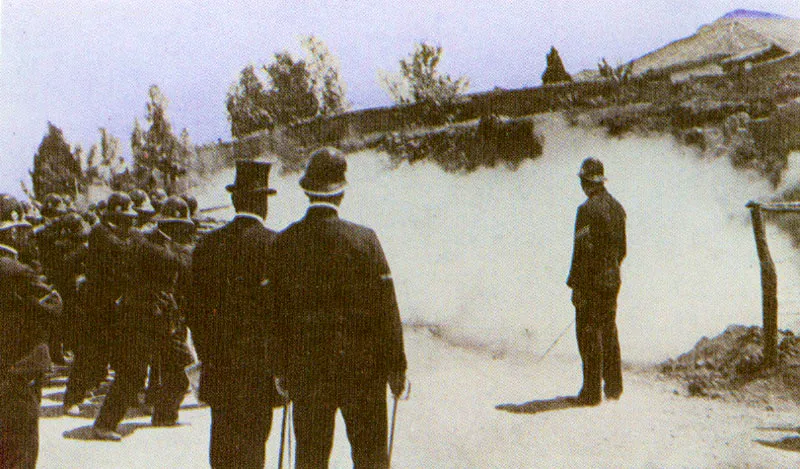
[62, 192, 137, 416]
[188, 161, 282, 468]
[91, 195, 195, 440]
[0, 194, 62, 468]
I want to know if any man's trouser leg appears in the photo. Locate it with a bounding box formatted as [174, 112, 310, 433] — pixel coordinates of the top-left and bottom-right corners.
[340, 381, 389, 469]
[94, 342, 149, 432]
[209, 398, 272, 469]
[293, 387, 338, 469]
[601, 309, 623, 399]
[0, 382, 40, 469]
[575, 292, 602, 402]
[151, 349, 190, 425]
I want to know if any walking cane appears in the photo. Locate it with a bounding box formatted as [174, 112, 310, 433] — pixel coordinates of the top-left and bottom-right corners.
[278, 402, 288, 469]
[388, 381, 410, 468]
[388, 395, 399, 466]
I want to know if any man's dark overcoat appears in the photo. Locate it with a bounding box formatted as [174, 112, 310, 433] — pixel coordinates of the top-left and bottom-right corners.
[188, 216, 281, 406]
[271, 205, 407, 396]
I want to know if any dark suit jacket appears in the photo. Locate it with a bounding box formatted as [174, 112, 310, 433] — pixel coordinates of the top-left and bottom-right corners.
[271, 206, 407, 396]
[188, 215, 280, 406]
[567, 186, 627, 295]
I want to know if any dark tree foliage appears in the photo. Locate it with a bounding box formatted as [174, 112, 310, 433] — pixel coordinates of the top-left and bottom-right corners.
[31, 122, 83, 199]
[226, 65, 274, 138]
[131, 85, 188, 193]
[263, 52, 319, 125]
[541, 46, 573, 85]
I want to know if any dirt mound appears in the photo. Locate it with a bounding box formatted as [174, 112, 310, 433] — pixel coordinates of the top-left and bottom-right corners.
[660, 324, 800, 404]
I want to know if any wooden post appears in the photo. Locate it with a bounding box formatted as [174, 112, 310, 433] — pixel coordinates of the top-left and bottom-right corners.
[746, 201, 778, 368]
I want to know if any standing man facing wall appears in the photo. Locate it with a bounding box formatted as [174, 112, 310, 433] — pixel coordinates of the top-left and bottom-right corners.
[271, 147, 407, 469]
[188, 161, 282, 468]
[567, 157, 626, 406]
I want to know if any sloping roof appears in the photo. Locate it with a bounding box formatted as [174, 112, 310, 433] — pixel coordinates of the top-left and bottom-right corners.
[630, 13, 800, 76]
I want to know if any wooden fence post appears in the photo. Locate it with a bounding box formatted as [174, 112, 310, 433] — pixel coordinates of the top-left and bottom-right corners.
[746, 201, 778, 368]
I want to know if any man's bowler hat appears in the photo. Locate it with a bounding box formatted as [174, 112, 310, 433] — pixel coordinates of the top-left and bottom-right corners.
[578, 157, 607, 183]
[226, 161, 278, 195]
[299, 147, 348, 196]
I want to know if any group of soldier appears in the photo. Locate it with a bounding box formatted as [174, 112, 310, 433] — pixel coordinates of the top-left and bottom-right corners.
[0, 184, 208, 466]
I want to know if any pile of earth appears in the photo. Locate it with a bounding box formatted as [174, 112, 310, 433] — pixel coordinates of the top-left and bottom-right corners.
[659, 324, 800, 406]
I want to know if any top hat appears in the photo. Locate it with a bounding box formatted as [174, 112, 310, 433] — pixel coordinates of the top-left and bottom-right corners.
[299, 147, 348, 196]
[578, 157, 607, 183]
[226, 161, 278, 195]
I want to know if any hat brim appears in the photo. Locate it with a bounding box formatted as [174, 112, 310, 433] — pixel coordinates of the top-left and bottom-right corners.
[0, 220, 32, 231]
[299, 179, 347, 197]
[225, 184, 278, 195]
[106, 209, 138, 218]
[578, 173, 607, 183]
[156, 218, 195, 226]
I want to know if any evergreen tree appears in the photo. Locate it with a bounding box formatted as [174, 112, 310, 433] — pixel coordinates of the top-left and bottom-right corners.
[302, 35, 349, 116]
[541, 46, 572, 85]
[380, 41, 469, 106]
[263, 52, 319, 125]
[226, 65, 274, 138]
[31, 122, 83, 199]
[133, 85, 185, 192]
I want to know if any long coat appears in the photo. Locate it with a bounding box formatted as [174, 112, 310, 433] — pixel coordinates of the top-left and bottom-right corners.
[270, 206, 407, 396]
[188, 216, 281, 407]
[567, 186, 627, 295]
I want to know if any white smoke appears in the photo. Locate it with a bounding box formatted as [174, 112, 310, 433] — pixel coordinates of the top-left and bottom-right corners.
[193, 116, 800, 363]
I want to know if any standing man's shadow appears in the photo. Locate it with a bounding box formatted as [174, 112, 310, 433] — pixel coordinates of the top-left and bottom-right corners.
[495, 395, 593, 414]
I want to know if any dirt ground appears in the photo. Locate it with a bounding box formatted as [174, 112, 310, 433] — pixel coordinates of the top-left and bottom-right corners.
[34, 328, 800, 468]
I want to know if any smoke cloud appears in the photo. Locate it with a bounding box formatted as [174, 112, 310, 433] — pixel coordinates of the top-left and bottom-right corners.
[196, 116, 800, 363]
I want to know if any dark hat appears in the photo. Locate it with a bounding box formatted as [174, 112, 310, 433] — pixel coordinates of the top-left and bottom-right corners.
[299, 147, 347, 196]
[156, 196, 194, 226]
[226, 161, 278, 195]
[578, 157, 607, 183]
[105, 192, 138, 218]
[41, 193, 68, 218]
[130, 189, 156, 215]
[0, 195, 32, 231]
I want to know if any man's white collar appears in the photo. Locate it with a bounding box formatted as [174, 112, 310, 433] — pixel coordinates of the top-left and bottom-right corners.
[309, 202, 339, 211]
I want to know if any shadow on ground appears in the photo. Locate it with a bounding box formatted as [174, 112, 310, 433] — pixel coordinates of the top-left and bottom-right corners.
[755, 437, 800, 452]
[496, 395, 591, 414]
[63, 422, 150, 441]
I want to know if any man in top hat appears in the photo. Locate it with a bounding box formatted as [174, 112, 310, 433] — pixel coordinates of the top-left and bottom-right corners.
[567, 157, 626, 406]
[270, 147, 407, 469]
[188, 160, 282, 468]
[0, 194, 62, 468]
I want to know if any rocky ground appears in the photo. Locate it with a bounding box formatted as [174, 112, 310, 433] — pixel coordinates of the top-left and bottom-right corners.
[35, 327, 800, 468]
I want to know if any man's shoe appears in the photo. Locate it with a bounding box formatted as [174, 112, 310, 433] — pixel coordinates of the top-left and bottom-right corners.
[151, 415, 179, 427]
[573, 393, 602, 406]
[63, 404, 81, 417]
[92, 427, 122, 441]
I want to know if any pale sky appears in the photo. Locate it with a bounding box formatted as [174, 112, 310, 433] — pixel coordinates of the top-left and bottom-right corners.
[2, 0, 800, 196]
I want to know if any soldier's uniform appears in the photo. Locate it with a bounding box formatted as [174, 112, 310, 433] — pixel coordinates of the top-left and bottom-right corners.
[63, 193, 136, 412]
[0, 195, 62, 469]
[188, 161, 281, 468]
[567, 158, 626, 405]
[271, 148, 407, 469]
[93, 196, 194, 438]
